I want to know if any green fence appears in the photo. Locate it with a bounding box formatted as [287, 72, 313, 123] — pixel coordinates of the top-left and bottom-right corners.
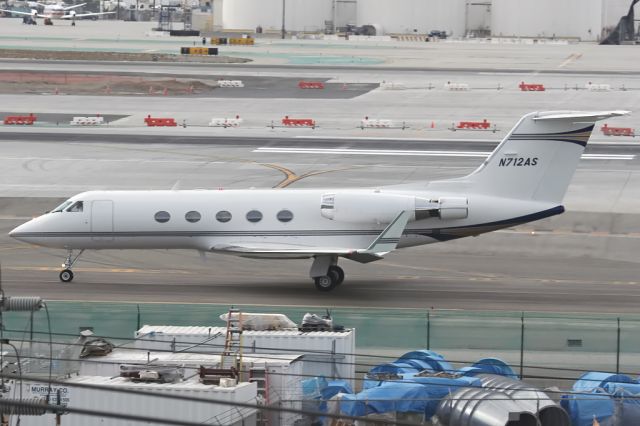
[3, 302, 639, 387]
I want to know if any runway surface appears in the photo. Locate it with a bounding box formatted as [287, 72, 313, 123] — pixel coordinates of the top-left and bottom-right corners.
[1, 222, 639, 313]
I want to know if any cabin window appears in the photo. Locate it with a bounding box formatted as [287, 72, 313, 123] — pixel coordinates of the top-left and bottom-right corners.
[216, 211, 232, 223]
[66, 201, 83, 212]
[246, 210, 263, 223]
[277, 209, 294, 222]
[185, 211, 201, 223]
[51, 200, 72, 213]
[154, 211, 171, 223]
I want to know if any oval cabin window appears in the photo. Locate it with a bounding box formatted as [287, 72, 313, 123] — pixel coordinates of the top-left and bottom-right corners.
[154, 211, 171, 223]
[246, 210, 263, 223]
[216, 211, 232, 223]
[185, 211, 201, 223]
[277, 209, 294, 223]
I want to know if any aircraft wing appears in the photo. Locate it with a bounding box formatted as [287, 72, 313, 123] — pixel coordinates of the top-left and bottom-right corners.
[60, 11, 115, 18]
[211, 210, 410, 264]
[0, 9, 41, 17]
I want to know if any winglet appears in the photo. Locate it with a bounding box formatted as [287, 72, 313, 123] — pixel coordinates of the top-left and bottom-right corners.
[361, 210, 410, 256]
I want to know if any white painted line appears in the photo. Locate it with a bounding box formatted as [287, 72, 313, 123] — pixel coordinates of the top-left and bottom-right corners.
[256, 147, 489, 157]
[294, 135, 639, 147]
[581, 154, 635, 160]
[255, 147, 635, 160]
[294, 135, 498, 143]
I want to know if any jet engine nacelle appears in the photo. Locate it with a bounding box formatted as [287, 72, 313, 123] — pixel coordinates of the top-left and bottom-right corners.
[320, 192, 468, 224]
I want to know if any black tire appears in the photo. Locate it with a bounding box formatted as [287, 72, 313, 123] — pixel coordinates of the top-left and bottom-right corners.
[59, 269, 74, 283]
[314, 275, 336, 292]
[328, 265, 344, 285]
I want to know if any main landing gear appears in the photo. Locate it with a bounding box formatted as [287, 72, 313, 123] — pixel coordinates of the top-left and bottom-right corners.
[310, 256, 344, 292]
[59, 249, 84, 283]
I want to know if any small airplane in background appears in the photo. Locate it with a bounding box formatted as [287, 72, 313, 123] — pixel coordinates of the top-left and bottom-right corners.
[0, 2, 115, 24]
[9, 111, 630, 291]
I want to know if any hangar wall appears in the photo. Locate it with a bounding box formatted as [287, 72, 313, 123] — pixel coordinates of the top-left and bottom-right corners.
[222, 0, 333, 32]
[491, 0, 604, 41]
[356, 0, 466, 36]
[215, 0, 635, 40]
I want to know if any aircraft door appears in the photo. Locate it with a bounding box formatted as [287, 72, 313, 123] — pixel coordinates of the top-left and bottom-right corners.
[91, 200, 114, 241]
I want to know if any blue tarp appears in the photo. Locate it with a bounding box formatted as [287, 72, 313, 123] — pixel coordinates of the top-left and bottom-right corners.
[340, 382, 430, 417]
[302, 376, 329, 399]
[603, 381, 640, 396]
[369, 362, 419, 376]
[398, 350, 453, 373]
[321, 380, 353, 401]
[572, 372, 636, 392]
[470, 357, 518, 378]
[561, 393, 614, 426]
[342, 377, 481, 418]
[400, 359, 436, 372]
[458, 366, 483, 376]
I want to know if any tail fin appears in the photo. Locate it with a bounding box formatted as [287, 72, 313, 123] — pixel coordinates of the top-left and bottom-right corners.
[464, 111, 629, 203]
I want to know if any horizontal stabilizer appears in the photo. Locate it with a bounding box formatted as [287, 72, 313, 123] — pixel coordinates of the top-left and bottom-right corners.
[532, 111, 630, 121]
[362, 210, 410, 256]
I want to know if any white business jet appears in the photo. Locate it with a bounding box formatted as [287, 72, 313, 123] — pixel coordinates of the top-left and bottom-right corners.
[1, 2, 114, 23]
[9, 111, 628, 291]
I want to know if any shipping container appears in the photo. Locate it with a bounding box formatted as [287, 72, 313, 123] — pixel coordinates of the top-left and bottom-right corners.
[17, 376, 257, 426]
[134, 325, 356, 387]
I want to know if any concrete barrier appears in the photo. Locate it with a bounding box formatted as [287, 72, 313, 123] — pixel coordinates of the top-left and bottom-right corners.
[217, 80, 244, 88]
[445, 82, 470, 91]
[209, 116, 243, 128]
[586, 83, 611, 92]
[379, 82, 408, 90]
[70, 116, 105, 126]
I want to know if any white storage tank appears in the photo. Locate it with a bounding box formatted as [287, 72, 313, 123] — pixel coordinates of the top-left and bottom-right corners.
[222, 0, 334, 32]
[356, 0, 467, 36]
[492, 0, 604, 41]
[134, 325, 356, 388]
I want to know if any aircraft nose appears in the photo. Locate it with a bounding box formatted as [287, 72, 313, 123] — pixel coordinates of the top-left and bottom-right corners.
[9, 221, 31, 241]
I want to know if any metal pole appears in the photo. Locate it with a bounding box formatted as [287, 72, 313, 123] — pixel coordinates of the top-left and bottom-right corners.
[116, 0, 120, 20]
[426, 310, 431, 350]
[137, 304, 141, 330]
[616, 317, 621, 374]
[281, 0, 285, 39]
[519, 313, 525, 379]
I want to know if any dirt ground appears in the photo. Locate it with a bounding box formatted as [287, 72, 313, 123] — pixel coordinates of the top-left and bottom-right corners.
[0, 70, 223, 96]
[0, 48, 250, 64]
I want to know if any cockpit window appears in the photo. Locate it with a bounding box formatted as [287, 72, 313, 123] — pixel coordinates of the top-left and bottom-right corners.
[51, 200, 73, 213]
[66, 201, 83, 212]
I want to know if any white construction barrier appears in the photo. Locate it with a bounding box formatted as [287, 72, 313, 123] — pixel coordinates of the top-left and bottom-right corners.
[217, 80, 244, 88]
[70, 116, 105, 126]
[360, 119, 395, 129]
[444, 82, 470, 91]
[209, 117, 243, 127]
[379, 82, 408, 90]
[586, 83, 611, 92]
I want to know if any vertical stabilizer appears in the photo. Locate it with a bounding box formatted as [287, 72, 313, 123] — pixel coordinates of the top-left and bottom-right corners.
[463, 111, 629, 203]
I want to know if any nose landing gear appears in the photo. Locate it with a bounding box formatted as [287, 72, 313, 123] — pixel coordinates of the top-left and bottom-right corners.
[59, 249, 84, 283]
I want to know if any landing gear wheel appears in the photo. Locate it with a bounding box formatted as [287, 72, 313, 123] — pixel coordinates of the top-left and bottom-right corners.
[328, 265, 344, 286]
[314, 275, 336, 292]
[59, 269, 74, 283]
